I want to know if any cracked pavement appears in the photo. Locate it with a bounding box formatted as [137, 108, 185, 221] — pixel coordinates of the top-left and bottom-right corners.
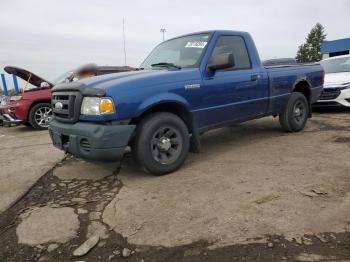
[0, 110, 350, 261]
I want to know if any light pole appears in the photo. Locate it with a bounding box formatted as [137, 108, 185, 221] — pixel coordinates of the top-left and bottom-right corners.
[160, 28, 166, 42]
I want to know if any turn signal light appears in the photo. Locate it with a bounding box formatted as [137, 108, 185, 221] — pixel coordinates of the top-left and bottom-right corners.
[100, 98, 115, 114]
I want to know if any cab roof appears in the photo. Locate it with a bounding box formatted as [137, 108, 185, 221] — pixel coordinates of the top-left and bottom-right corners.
[165, 30, 250, 42]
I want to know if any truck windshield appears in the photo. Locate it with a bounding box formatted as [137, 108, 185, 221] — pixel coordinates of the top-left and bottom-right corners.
[140, 33, 210, 69]
[321, 57, 350, 74]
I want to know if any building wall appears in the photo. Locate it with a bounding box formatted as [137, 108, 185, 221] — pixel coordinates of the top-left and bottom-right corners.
[322, 50, 350, 59]
[321, 38, 350, 59]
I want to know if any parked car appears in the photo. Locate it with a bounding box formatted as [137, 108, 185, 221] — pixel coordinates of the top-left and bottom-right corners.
[0, 64, 135, 129]
[314, 55, 350, 107]
[49, 30, 324, 175]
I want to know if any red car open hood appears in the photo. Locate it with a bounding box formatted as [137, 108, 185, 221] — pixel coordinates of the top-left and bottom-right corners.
[4, 66, 53, 88]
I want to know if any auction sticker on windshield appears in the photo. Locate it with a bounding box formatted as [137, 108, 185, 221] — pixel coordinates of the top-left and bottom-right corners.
[185, 41, 207, 48]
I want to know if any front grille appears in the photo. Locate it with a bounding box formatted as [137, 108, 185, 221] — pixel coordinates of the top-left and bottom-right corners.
[319, 88, 341, 100]
[52, 91, 83, 123]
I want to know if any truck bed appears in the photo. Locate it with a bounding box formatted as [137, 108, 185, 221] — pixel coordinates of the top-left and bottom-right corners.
[264, 63, 320, 69]
[265, 63, 323, 115]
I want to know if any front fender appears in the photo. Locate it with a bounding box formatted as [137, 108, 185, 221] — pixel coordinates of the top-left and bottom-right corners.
[136, 93, 190, 117]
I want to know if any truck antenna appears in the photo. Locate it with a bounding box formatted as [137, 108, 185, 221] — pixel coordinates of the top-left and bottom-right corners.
[123, 18, 127, 66]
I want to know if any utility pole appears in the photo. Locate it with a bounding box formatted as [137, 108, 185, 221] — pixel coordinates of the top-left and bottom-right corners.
[160, 28, 166, 42]
[122, 18, 127, 66]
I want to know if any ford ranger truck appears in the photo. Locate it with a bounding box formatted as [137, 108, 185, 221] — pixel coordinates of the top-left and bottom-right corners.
[49, 30, 324, 175]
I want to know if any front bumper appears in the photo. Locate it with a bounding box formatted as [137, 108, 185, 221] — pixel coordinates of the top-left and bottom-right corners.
[0, 113, 23, 125]
[49, 119, 136, 162]
[0, 101, 28, 121]
[314, 88, 350, 107]
[0, 105, 23, 124]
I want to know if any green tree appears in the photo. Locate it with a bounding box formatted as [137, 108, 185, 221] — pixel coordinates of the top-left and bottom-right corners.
[296, 23, 326, 63]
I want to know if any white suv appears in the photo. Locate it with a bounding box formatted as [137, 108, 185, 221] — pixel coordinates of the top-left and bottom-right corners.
[316, 55, 350, 107]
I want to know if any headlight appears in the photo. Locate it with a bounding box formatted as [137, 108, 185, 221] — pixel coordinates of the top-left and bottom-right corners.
[81, 97, 115, 115]
[10, 96, 22, 101]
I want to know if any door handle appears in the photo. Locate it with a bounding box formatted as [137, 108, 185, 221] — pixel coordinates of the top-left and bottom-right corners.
[251, 74, 259, 81]
[184, 84, 201, 90]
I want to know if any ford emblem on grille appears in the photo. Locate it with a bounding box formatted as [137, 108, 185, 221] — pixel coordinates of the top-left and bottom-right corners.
[55, 102, 63, 110]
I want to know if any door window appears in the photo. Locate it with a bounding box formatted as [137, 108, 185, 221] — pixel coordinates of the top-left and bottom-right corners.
[210, 36, 251, 70]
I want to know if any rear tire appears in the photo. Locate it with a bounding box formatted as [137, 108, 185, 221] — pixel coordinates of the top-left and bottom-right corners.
[132, 112, 190, 175]
[28, 103, 53, 130]
[279, 92, 309, 132]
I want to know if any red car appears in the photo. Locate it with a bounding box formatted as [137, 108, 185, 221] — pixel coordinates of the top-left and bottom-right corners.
[0, 64, 135, 129]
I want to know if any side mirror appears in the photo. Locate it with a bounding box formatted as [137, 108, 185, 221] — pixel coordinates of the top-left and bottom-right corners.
[40, 81, 50, 88]
[207, 53, 235, 72]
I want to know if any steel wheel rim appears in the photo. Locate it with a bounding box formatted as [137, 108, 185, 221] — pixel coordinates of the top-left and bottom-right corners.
[34, 106, 52, 128]
[293, 100, 306, 124]
[150, 126, 183, 165]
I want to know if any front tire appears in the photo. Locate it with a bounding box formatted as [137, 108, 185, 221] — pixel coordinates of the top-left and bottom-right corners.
[132, 112, 190, 176]
[279, 92, 309, 132]
[28, 103, 53, 130]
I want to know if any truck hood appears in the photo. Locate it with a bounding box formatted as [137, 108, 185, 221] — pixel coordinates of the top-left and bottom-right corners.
[324, 71, 350, 88]
[4, 66, 53, 88]
[80, 69, 201, 92]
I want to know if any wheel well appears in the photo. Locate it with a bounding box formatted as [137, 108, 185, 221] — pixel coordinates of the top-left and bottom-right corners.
[131, 103, 194, 132]
[27, 100, 52, 119]
[293, 81, 310, 103]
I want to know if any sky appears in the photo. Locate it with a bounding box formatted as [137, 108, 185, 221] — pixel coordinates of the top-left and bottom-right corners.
[0, 0, 349, 85]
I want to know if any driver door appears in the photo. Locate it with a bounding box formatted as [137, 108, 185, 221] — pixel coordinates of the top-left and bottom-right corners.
[195, 35, 269, 128]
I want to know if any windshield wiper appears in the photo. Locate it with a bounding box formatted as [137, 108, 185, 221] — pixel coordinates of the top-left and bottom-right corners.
[151, 62, 181, 69]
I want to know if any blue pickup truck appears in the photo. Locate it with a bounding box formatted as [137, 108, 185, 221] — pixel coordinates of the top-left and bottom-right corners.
[49, 30, 324, 175]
